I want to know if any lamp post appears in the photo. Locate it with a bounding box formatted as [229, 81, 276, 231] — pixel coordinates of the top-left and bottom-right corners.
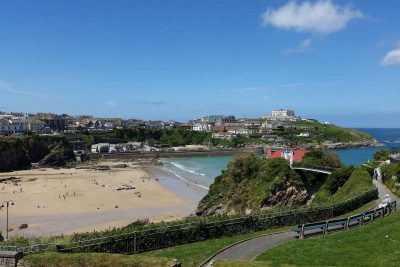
[1, 200, 14, 240]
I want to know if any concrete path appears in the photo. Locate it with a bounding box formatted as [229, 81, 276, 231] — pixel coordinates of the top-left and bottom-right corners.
[202, 232, 296, 266]
[373, 179, 399, 205]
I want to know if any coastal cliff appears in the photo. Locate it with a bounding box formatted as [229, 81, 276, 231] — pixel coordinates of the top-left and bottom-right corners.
[196, 152, 374, 216]
[0, 135, 75, 172]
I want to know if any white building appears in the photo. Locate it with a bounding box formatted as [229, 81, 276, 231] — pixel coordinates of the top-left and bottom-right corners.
[91, 143, 110, 153]
[0, 118, 29, 135]
[272, 109, 295, 117]
[192, 123, 213, 132]
[263, 109, 300, 122]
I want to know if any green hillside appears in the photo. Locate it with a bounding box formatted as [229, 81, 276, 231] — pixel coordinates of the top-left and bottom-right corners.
[197, 152, 374, 216]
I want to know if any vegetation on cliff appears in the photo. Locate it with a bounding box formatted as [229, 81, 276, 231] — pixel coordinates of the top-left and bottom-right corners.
[197, 151, 374, 216]
[0, 135, 75, 172]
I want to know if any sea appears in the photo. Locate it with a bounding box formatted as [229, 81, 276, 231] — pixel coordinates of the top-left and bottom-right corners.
[162, 128, 400, 189]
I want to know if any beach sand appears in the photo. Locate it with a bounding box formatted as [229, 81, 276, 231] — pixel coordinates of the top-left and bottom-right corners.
[0, 161, 205, 237]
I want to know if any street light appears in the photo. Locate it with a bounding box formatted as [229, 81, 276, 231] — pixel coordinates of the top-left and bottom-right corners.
[1, 200, 14, 240]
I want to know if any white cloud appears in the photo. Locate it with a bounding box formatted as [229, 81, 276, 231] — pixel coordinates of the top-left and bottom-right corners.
[0, 80, 50, 98]
[261, 0, 364, 34]
[105, 100, 117, 107]
[284, 38, 313, 53]
[381, 48, 400, 67]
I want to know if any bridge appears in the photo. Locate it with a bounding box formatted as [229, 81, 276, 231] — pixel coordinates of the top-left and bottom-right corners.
[290, 163, 337, 175]
[290, 166, 333, 175]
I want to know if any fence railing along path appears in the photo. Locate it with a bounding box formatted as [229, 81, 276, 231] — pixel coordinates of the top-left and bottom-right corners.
[0, 188, 378, 256]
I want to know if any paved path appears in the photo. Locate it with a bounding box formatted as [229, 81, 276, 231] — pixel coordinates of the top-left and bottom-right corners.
[373, 178, 399, 205]
[203, 180, 398, 266]
[202, 232, 296, 266]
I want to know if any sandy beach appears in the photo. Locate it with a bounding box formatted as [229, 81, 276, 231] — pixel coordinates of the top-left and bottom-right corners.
[0, 160, 206, 237]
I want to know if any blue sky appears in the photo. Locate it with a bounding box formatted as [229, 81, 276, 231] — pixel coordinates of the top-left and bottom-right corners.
[0, 0, 399, 127]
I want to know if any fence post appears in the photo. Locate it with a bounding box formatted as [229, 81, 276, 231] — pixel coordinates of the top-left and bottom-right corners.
[300, 224, 304, 239]
[133, 232, 137, 254]
[324, 221, 328, 235]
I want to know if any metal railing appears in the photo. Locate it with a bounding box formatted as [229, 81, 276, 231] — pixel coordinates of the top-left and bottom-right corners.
[295, 201, 397, 238]
[2, 188, 377, 255]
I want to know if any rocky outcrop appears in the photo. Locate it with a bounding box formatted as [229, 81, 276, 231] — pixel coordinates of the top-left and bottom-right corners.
[0, 138, 31, 172]
[38, 145, 75, 167]
[0, 136, 75, 172]
[261, 179, 311, 208]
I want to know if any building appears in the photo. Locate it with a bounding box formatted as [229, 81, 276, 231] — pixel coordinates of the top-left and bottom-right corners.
[263, 109, 300, 122]
[201, 115, 224, 123]
[272, 109, 295, 117]
[27, 119, 51, 134]
[266, 148, 307, 164]
[146, 120, 164, 129]
[192, 123, 213, 132]
[0, 118, 29, 135]
[37, 114, 72, 131]
[212, 132, 236, 140]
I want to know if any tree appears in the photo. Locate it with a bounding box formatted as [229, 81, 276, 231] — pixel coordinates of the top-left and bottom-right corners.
[374, 149, 389, 161]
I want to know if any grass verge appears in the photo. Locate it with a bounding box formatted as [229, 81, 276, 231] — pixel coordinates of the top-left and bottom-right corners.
[251, 211, 400, 266]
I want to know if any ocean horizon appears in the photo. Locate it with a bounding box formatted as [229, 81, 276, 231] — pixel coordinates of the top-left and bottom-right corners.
[162, 128, 400, 189]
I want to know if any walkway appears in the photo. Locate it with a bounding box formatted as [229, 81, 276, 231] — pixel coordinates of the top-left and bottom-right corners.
[202, 232, 296, 266]
[373, 179, 399, 205]
[203, 179, 398, 266]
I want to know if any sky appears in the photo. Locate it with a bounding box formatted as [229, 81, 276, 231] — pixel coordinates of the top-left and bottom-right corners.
[0, 0, 399, 127]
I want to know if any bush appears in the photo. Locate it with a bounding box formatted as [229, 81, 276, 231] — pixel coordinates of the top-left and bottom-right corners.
[374, 149, 390, 161]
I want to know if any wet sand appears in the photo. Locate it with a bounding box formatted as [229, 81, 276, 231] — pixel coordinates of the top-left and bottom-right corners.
[0, 161, 206, 237]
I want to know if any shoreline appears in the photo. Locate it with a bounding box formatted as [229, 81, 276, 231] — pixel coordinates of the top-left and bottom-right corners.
[0, 161, 204, 237]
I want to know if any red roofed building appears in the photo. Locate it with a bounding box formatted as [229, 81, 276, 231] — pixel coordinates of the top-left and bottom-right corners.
[266, 148, 307, 164]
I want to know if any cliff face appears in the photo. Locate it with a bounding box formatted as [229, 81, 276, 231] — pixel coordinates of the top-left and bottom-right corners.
[0, 135, 75, 172]
[0, 138, 31, 172]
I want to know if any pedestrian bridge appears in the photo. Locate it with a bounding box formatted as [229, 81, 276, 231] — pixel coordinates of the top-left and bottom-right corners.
[290, 165, 336, 175]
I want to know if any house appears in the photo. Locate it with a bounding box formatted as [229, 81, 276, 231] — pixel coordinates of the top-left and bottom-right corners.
[91, 143, 110, 153]
[147, 120, 164, 129]
[266, 148, 307, 163]
[37, 113, 73, 131]
[0, 118, 29, 135]
[192, 123, 213, 132]
[212, 132, 236, 140]
[227, 128, 254, 135]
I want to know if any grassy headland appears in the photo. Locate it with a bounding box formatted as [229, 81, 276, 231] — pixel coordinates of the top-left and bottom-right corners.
[197, 151, 375, 216]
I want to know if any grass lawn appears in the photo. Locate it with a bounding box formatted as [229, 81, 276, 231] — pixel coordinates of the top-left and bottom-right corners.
[24, 253, 176, 267]
[251, 211, 400, 267]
